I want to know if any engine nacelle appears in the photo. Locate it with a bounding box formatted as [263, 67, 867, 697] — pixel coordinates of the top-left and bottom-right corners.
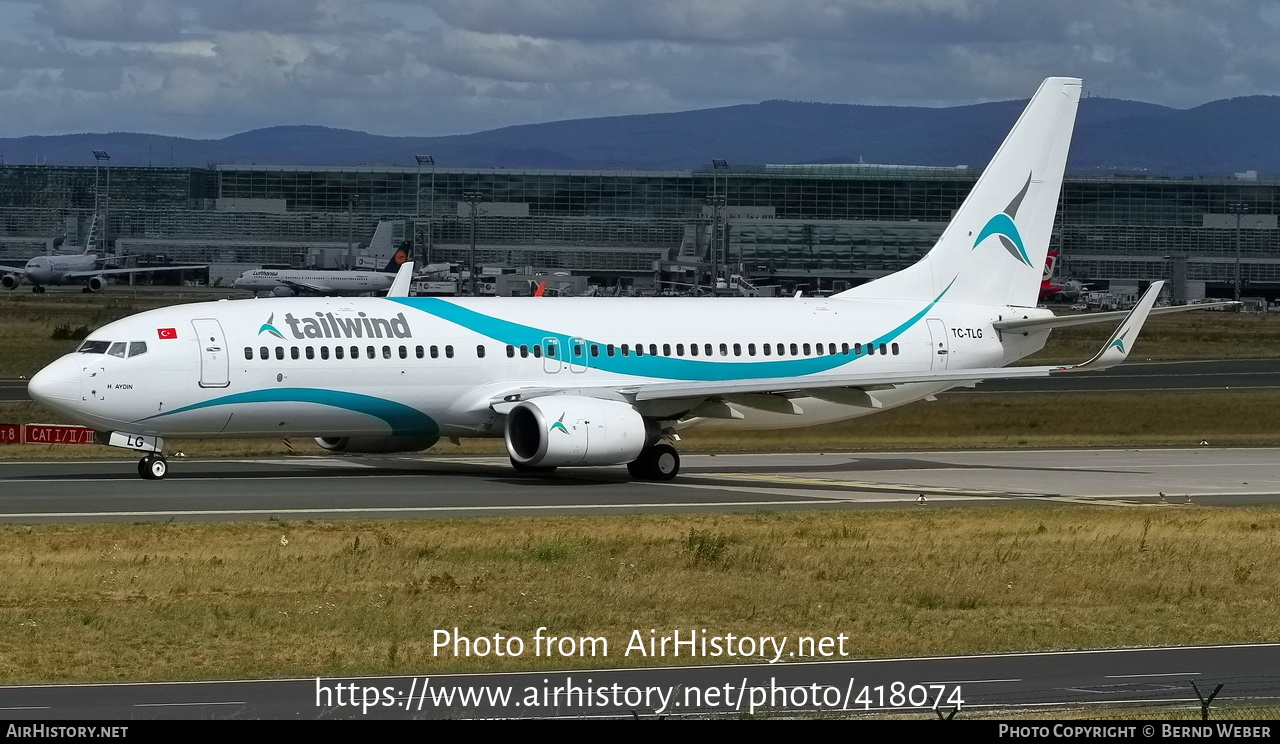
[314, 435, 439, 453]
[271, 286, 297, 297]
[505, 396, 651, 467]
[1, 273, 20, 290]
[86, 276, 105, 292]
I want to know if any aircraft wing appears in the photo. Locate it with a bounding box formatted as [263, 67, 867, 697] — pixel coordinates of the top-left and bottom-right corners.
[994, 299, 1238, 334]
[66, 265, 208, 279]
[490, 282, 1166, 413]
[0, 265, 25, 274]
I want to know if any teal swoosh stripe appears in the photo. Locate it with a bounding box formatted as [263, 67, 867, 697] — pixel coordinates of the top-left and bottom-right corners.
[974, 213, 1031, 266]
[141, 388, 439, 436]
[390, 285, 951, 382]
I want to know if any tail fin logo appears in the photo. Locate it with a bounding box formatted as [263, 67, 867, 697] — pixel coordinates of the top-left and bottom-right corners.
[258, 313, 285, 339]
[973, 173, 1034, 267]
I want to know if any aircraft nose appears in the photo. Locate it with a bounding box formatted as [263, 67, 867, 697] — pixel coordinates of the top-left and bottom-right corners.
[27, 359, 80, 409]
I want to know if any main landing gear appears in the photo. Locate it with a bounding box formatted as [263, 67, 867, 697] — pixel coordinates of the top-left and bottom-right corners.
[138, 454, 168, 480]
[627, 443, 680, 481]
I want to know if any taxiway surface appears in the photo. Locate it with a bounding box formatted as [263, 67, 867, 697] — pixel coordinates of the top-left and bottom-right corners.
[1, 447, 1277, 523]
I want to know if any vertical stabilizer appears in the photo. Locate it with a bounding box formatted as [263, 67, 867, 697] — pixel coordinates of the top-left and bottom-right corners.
[837, 77, 1081, 308]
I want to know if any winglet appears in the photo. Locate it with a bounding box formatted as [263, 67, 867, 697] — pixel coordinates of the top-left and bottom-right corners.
[1070, 281, 1165, 372]
[386, 260, 415, 298]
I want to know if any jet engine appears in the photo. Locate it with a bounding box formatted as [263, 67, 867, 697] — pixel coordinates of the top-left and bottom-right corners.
[505, 396, 653, 467]
[86, 276, 105, 292]
[271, 286, 297, 297]
[314, 435, 439, 453]
[1, 274, 20, 290]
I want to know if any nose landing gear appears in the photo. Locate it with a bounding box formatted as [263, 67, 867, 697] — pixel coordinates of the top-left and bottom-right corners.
[138, 454, 168, 480]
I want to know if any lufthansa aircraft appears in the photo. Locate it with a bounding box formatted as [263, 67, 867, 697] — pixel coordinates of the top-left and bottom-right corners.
[26, 78, 1201, 481]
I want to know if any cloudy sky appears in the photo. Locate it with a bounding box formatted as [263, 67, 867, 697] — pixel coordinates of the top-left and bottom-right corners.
[1, 0, 1278, 139]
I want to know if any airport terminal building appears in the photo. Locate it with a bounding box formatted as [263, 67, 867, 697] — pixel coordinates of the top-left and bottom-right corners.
[2, 161, 1278, 300]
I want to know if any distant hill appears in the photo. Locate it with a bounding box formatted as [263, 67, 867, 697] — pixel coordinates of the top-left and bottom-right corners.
[1, 94, 1276, 176]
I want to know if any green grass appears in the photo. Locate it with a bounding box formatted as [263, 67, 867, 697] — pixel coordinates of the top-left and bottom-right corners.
[3, 507, 1280, 684]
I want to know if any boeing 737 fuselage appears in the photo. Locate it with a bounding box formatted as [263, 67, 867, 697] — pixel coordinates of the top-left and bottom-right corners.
[27, 78, 1207, 481]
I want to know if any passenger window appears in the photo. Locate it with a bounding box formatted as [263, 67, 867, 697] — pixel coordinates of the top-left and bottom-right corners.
[416, 345, 424, 359]
[689, 343, 698, 357]
[762, 344, 771, 357]
[891, 343, 899, 355]
[519, 345, 528, 358]
[128, 341, 148, 358]
[320, 346, 329, 360]
[606, 344, 615, 357]
[259, 346, 268, 360]
[590, 345, 599, 357]
[351, 346, 360, 359]
[776, 343, 785, 357]
[445, 345, 454, 359]
[291, 347, 299, 360]
[842, 343, 850, 355]
[433, 346, 442, 359]
[276, 347, 285, 360]
[855, 343, 863, 355]
[815, 343, 824, 356]
[621, 344, 630, 356]
[704, 344, 713, 356]
[790, 343, 799, 356]
[367, 346, 375, 359]
[829, 343, 837, 356]
[633, 344, 643, 357]
[477, 345, 486, 358]
[879, 343, 888, 355]
[335, 346, 344, 360]
[547, 344, 556, 359]
[533, 345, 542, 359]
[573, 344, 583, 356]
[803, 343, 811, 356]
[748, 343, 756, 356]
[866, 343, 875, 355]
[720, 343, 729, 357]
[244, 347, 253, 360]
[399, 346, 408, 359]
[651, 344, 659, 356]
[383, 346, 392, 359]
[733, 343, 741, 356]
[676, 344, 684, 356]
[507, 345, 515, 358]
[305, 347, 315, 360]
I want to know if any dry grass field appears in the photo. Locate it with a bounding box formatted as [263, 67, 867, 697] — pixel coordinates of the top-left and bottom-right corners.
[2, 507, 1278, 683]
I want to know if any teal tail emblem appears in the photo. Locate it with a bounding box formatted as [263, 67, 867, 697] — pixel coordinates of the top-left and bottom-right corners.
[973, 173, 1034, 267]
[259, 313, 285, 339]
[1110, 328, 1131, 354]
[550, 414, 569, 435]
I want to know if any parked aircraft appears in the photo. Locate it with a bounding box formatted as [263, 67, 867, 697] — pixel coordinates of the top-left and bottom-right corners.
[1038, 251, 1089, 302]
[1, 219, 205, 293]
[27, 77, 1210, 481]
[232, 250, 407, 296]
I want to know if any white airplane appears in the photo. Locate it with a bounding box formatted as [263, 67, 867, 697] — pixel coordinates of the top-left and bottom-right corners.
[1, 220, 205, 293]
[25, 77, 1215, 481]
[233, 252, 406, 296]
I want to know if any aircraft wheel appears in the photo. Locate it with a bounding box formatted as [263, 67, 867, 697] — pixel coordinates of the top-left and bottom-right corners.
[509, 457, 556, 475]
[139, 455, 168, 480]
[628, 443, 680, 481]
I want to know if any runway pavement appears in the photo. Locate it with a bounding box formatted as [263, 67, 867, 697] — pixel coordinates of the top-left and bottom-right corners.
[2, 643, 1278, 718]
[1, 447, 1277, 523]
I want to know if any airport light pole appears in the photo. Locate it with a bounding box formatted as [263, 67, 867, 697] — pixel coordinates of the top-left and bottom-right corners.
[704, 194, 725, 292]
[92, 150, 110, 254]
[463, 190, 484, 296]
[712, 159, 729, 287]
[1228, 202, 1248, 303]
[415, 155, 434, 266]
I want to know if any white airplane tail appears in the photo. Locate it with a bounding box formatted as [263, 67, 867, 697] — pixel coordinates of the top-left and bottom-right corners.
[836, 77, 1081, 308]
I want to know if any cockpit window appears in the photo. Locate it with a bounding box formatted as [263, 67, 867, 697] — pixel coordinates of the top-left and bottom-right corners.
[77, 340, 111, 354]
[128, 341, 148, 358]
[107, 342, 127, 358]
